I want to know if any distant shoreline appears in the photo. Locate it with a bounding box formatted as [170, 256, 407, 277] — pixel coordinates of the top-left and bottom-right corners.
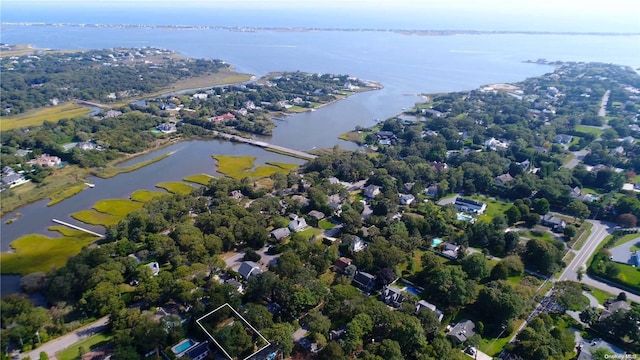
[2, 22, 639, 36]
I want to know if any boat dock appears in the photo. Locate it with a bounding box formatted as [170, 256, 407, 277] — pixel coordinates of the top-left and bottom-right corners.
[52, 219, 105, 238]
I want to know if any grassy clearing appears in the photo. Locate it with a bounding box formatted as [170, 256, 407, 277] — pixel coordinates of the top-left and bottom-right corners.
[93, 153, 171, 179]
[213, 155, 298, 180]
[0, 230, 97, 275]
[93, 199, 142, 217]
[338, 131, 365, 143]
[1, 102, 91, 130]
[469, 195, 510, 221]
[319, 270, 336, 286]
[521, 230, 555, 242]
[479, 319, 523, 356]
[1, 166, 90, 216]
[71, 210, 122, 227]
[319, 219, 336, 230]
[130, 189, 169, 203]
[298, 227, 323, 238]
[615, 263, 640, 286]
[56, 333, 112, 360]
[585, 286, 615, 305]
[183, 173, 215, 186]
[47, 184, 87, 206]
[156, 181, 195, 195]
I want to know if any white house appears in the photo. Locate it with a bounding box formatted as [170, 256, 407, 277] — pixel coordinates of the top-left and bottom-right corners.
[289, 215, 307, 232]
[454, 197, 487, 214]
[399, 194, 416, 205]
[415, 300, 444, 321]
[364, 184, 381, 199]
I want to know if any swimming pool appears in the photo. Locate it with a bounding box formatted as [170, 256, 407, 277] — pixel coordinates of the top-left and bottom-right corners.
[172, 339, 196, 355]
[431, 238, 442, 247]
[405, 286, 421, 295]
[456, 213, 475, 222]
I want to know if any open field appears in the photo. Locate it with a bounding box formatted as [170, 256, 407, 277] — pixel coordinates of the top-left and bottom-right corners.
[156, 181, 195, 195]
[479, 319, 525, 356]
[47, 184, 87, 206]
[574, 125, 604, 137]
[469, 195, 510, 221]
[0, 44, 84, 58]
[93, 153, 171, 178]
[71, 210, 122, 227]
[213, 155, 298, 180]
[318, 219, 336, 230]
[93, 199, 143, 217]
[298, 227, 323, 238]
[129, 189, 169, 202]
[1, 102, 91, 130]
[0, 229, 97, 274]
[183, 173, 216, 185]
[56, 333, 112, 360]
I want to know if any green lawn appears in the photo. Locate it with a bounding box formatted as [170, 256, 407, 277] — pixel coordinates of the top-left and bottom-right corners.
[468, 195, 511, 221]
[183, 173, 215, 185]
[156, 181, 195, 195]
[130, 189, 169, 203]
[56, 333, 112, 360]
[93, 199, 143, 217]
[613, 233, 640, 247]
[479, 319, 525, 356]
[584, 286, 615, 305]
[318, 219, 336, 230]
[574, 125, 604, 137]
[0, 228, 97, 274]
[298, 227, 322, 238]
[615, 263, 640, 287]
[71, 210, 122, 227]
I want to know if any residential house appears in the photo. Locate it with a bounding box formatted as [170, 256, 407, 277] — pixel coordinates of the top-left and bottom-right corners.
[157, 122, 177, 133]
[77, 141, 98, 150]
[541, 214, 567, 232]
[209, 112, 236, 124]
[308, 210, 325, 221]
[104, 109, 122, 118]
[610, 146, 625, 155]
[447, 320, 475, 344]
[484, 137, 509, 150]
[495, 173, 514, 185]
[533, 146, 549, 154]
[238, 261, 262, 281]
[333, 257, 352, 273]
[225, 279, 244, 293]
[229, 190, 244, 200]
[298, 337, 321, 354]
[184, 342, 210, 360]
[288, 215, 307, 232]
[599, 299, 631, 321]
[404, 182, 415, 192]
[425, 184, 439, 197]
[3, 166, 15, 175]
[364, 184, 382, 199]
[622, 136, 635, 145]
[146, 262, 160, 276]
[350, 236, 367, 252]
[291, 195, 310, 207]
[29, 154, 61, 168]
[329, 327, 346, 341]
[518, 159, 531, 171]
[554, 134, 574, 144]
[381, 285, 405, 308]
[375, 131, 397, 143]
[192, 93, 208, 100]
[352, 271, 376, 293]
[430, 161, 448, 172]
[423, 108, 443, 117]
[15, 149, 33, 157]
[1, 173, 29, 189]
[399, 194, 416, 205]
[270, 228, 291, 242]
[454, 197, 487, 214]
[415, 300, 444, 322]
[441, 242, 461, 259]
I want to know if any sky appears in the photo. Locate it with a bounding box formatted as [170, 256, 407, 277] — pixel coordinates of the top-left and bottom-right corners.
[1, 0, 639, 32]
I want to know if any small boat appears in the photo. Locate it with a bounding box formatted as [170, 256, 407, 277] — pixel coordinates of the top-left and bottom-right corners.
[85, 183, 95, 188]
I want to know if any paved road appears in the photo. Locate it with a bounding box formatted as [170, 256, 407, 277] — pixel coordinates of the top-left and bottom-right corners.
[563, 149, 589, 169]
[598, 90, 611, 118]
[23, 317, 109, 360]
[211, 131, 316, 160]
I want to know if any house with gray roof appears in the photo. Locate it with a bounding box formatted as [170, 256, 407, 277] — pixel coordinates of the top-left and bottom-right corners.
[238, 261, 262, 280]
[352, 271, 375, 293]
[270, 227, 291, 242]
[447, 320, 475, 344]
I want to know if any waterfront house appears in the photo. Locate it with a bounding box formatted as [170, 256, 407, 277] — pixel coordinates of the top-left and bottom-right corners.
[454, 197, 487, 214]
[238, 261, 262, 281]
[1, 173, 29, 189]
[415, 300, 444, 321]
[29, 154, 61, 168]
[157, 122, 177, 134]
[210, 112, 236, 123]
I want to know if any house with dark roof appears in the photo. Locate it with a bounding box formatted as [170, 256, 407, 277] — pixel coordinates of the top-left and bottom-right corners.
[184, 342, 210, 360]
[415, 300, 444, 321]
[352, 271, 376, 293]
[425, 184, 439, 197]
[270, 227, 291, 242]
[308, 210, 325, 221]
[238, 261, 262, 280]
[599, 299, 631, 321]
[1, 173, 28, 189]
[447, 320, 475, 344]
[333, 257, 352, 273]
[454, 197, 487, 214]
[541, 214, 566, 232]
[226, 279, 244, 293]
[381, 285, 405, 308]
[441, 242, 461, 259]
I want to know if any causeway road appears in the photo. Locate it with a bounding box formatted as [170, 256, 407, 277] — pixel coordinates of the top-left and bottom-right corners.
[211, 131, 317, 160]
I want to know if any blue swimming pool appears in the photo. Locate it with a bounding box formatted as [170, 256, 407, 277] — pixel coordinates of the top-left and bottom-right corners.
[431, 238, 442, 247]
[172, 339, 196, 354]
[405, 286, 421, 296]
[456, 213, 475, 222]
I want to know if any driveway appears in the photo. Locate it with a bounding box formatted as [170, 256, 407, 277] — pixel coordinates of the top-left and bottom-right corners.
[223, 246, 280, 273]
[609, 236, 640, 265]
